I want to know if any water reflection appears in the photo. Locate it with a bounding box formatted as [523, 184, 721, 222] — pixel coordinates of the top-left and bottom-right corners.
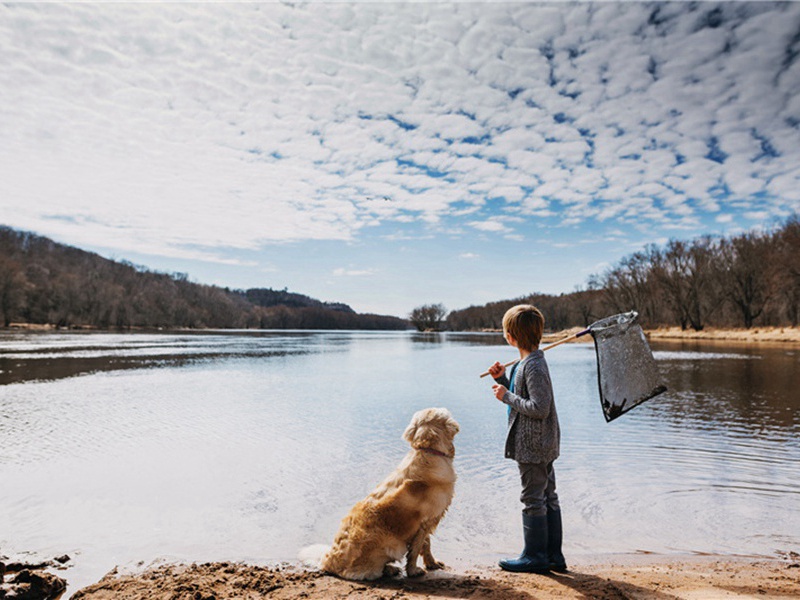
[652, 341, 799, 430]
[0, 331, 797, 598]
[410, 331, 506, 347]
[0, 330, 377, 386]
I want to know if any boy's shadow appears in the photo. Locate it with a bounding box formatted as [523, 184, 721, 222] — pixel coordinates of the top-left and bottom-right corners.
[366, 571, 537, 599]
[544, 569, 681, 599]
[361, 568, 681, 599]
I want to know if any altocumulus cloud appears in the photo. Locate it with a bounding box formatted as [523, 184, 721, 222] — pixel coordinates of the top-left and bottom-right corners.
[333, 267, 376, 277]
[0, 2, 798, 263]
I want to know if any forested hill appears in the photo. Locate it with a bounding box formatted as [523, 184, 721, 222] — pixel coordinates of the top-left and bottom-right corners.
[0, 226, 407, 330]
[243, 287, 354, 314]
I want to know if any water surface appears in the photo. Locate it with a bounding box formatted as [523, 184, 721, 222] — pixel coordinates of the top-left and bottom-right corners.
[1, 330, 798, 596]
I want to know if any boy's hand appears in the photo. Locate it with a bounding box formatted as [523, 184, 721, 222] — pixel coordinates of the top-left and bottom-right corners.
[487, 361, 505, 379]
[492, 384, 508, 401]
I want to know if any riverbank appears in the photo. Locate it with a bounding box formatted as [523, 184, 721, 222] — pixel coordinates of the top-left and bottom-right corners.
[6, 322, 800, 344]
[69, 554, 800, 599]
[646, 326, 800, 344]
[483, 325, 800, 346]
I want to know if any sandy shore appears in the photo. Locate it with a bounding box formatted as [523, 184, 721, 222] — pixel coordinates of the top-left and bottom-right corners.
[68, 554, 800, 600]
[645, 326, 800, 344]
[499, 326, 800, 346]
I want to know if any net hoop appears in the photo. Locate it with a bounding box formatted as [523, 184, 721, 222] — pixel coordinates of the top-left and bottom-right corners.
[589, 310, 639, 333]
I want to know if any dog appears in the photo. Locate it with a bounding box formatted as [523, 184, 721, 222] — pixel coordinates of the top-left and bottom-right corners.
[320, 407, 459, 580]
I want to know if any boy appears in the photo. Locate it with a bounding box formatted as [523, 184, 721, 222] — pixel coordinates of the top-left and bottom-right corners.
[486, 304, 567, 573]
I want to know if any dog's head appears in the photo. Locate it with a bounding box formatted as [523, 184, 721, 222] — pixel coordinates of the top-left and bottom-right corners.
[402, 407, 459, 455]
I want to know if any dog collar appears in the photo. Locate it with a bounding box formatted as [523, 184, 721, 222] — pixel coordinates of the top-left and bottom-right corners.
[419, 447, 453, 459]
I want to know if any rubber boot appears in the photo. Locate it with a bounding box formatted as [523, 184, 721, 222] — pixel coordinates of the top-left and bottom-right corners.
[499, 513, 550, 573]
[547, 509, 568, 572]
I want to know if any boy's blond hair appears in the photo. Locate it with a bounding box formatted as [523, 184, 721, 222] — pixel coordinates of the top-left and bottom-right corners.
[502, 304, 545, 351]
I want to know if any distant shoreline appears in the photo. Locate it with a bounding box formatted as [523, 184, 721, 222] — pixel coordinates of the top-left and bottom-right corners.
[4, 323, 800, 344]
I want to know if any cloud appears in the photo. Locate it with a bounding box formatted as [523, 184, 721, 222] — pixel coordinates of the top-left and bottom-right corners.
[469, 220, 506, 233]
[0, 1, 798, 267]
[333, 267, 375, 277]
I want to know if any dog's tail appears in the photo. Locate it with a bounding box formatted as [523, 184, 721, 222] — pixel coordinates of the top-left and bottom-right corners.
[298, 544, 330, 568]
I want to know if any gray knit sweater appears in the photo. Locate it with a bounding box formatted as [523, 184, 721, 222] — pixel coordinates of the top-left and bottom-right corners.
[494, 350, 560, 464]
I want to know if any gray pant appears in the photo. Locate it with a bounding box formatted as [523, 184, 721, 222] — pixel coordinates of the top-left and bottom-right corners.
[518, 461, 560, 516]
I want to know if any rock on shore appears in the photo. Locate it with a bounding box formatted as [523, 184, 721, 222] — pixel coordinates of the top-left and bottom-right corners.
[0, 556, 68, 600]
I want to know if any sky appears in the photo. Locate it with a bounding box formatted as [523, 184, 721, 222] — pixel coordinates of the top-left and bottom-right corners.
[1, 2, 799, 318]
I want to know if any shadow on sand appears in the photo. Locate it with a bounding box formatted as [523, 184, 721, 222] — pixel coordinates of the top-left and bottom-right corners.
[543, 569, 681, 599]
[356, 566, 683, 599]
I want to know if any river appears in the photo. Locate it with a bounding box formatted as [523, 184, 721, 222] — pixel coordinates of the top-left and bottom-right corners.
[1, 330, 797, 596]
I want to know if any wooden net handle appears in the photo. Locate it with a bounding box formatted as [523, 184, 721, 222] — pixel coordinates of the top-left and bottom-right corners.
[478, 328, 590, 378]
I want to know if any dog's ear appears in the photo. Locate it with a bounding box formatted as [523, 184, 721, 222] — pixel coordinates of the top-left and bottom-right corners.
[402, 417, 419, 443]
[445, 417, 460, 437]
[404, 408, 460, 445]
[432, 408, 459, 439]
[403, 409, 438, 446]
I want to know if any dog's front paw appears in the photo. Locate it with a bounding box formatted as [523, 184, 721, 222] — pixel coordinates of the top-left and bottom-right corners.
[424, 559, 446, 571]
[406, 565, 426, 578]
[382, 564, 401, 578]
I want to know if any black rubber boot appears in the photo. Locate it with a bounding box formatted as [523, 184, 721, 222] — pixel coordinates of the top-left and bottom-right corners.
[547, 509, 568, 572]
[499, 513, 550, 573]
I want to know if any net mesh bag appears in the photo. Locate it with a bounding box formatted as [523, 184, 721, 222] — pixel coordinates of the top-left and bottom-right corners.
[589, 312, 667, 422]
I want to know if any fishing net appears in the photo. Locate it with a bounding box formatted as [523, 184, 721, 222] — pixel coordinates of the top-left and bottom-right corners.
[588, 311, 667, 422]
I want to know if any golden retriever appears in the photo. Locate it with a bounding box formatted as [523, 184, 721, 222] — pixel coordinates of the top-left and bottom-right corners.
[320, 407, 459, 580]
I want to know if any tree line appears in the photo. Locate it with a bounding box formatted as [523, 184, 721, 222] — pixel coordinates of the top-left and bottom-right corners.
[444, 290, 602, 332]
[0, 227, 407, 330]
[444, 215, 799, 332]
[4, 216, 797, 333]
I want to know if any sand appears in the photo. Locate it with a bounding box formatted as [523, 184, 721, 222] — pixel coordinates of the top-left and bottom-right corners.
[69, 554, 800, 600]
[645, 326, 800, 344]
[515, 326, 800, 346]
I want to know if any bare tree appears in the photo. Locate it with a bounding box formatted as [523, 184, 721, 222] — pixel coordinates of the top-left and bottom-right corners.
[0, 256, 26, 326]
[409, 303, 447, 331]
[652, 242, 691, 329]
[718, 232, 776, 328]
[653, 237, 721, 331]
[571, 287, 599, 327]
[599, 248, 660, 326]
[775, 215, 800, 325]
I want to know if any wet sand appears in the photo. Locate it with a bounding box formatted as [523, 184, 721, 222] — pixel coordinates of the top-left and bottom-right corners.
[70, 554, 800, 599]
